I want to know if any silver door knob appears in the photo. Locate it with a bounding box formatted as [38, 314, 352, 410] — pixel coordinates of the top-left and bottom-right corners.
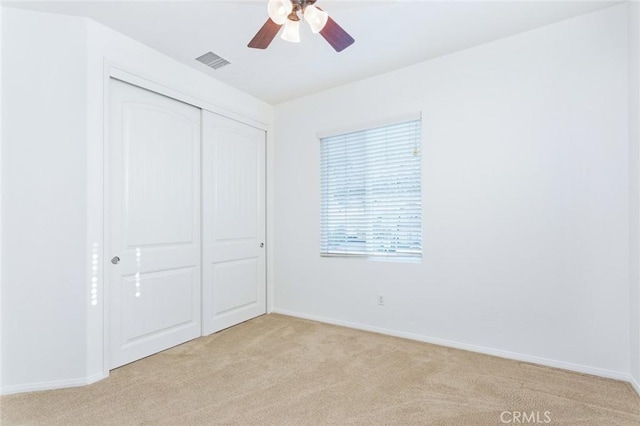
[111, 256, 120, 265]
[260, 243, 264, 248]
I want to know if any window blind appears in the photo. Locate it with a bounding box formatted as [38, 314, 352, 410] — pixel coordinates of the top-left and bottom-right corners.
[320, 118, 422, 258]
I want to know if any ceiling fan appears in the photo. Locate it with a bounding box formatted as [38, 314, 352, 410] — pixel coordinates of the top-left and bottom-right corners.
[248, 0, 355, 52]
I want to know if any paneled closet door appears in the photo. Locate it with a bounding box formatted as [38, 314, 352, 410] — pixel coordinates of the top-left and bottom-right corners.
[108, 79, 201, 369]
[202, 110, 267, 335]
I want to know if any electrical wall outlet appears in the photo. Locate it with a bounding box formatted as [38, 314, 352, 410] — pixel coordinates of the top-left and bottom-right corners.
[377, 294, 384, 306]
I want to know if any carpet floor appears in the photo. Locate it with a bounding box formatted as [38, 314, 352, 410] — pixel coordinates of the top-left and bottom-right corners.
[1, 314, 639, 425]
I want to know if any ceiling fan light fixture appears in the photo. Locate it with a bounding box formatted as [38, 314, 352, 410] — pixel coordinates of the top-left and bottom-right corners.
[281, 18, 301, 43]
[249, 0, 354, 51]
[303, 5, 328, 34]
[267, 0, 293, 25]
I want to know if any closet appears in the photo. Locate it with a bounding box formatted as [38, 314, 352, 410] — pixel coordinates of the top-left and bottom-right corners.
[107, 79, 266, 369]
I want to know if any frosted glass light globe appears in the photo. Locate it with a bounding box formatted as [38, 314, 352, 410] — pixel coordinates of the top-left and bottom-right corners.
[281, 18, 301, 43]
[267, 0, 293, 25]
[304, 5, 328, 33]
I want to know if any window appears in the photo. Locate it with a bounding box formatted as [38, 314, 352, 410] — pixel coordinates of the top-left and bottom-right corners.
[320, 117, 422, 259]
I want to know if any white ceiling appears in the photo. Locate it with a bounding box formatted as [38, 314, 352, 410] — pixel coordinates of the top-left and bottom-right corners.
[4, 0, 620, 104]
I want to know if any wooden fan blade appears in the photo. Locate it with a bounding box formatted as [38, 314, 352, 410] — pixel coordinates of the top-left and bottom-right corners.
[320, 17, 355, 52]
[248, 18, 282, 49]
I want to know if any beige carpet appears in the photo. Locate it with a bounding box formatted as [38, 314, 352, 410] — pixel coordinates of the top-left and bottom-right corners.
[1, 314, 639, 425]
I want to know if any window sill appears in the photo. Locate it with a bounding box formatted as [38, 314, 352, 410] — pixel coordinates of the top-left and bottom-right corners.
[320, 254, 422, 264]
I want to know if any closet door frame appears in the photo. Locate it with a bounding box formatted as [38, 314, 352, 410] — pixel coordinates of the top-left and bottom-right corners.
[95, 63, 270, 379]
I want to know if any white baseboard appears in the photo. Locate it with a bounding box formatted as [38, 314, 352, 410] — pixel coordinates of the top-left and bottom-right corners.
[0, 372, 107, 396]
[3, 315, 638, 398]
[630, 375, 640, 396]
[272, 308, 637, 392]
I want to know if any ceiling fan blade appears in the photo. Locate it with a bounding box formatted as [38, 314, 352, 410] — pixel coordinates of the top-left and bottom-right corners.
[320, 17, 355, 52]
[248, 18, 282, 49]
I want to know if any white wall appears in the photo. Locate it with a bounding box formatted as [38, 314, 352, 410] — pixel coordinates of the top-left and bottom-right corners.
[273, 4, 631, 378]
[1, 8, 89, 391]
[1, 6, 272, 393]
[629, 0, 640, 392]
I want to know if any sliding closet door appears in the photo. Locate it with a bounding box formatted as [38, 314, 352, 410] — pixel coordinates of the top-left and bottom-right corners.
[202, 111, 266, 335]
[108, 79, 201, 369]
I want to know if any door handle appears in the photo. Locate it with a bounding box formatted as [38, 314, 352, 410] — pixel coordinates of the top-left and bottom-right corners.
[260, 243, 264, 248]
[111, 256, 120, 265]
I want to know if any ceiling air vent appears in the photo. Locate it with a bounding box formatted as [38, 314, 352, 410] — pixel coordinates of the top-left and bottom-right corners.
[195, 52, 230, 70]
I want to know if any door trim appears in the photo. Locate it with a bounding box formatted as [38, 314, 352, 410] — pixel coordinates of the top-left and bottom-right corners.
[99, 62, 269, 379]
[109, 66, 267, 131]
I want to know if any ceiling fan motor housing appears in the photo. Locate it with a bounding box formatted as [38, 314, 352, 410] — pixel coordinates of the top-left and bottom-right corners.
[290, 0, 317, 19]
[294, 0, 317, 9]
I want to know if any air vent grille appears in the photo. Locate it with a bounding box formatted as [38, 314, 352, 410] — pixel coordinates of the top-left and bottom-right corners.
[195, 52, 231, 70]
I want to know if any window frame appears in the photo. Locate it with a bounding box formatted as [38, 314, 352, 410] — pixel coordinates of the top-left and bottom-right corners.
[318, 113, 423, 262]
